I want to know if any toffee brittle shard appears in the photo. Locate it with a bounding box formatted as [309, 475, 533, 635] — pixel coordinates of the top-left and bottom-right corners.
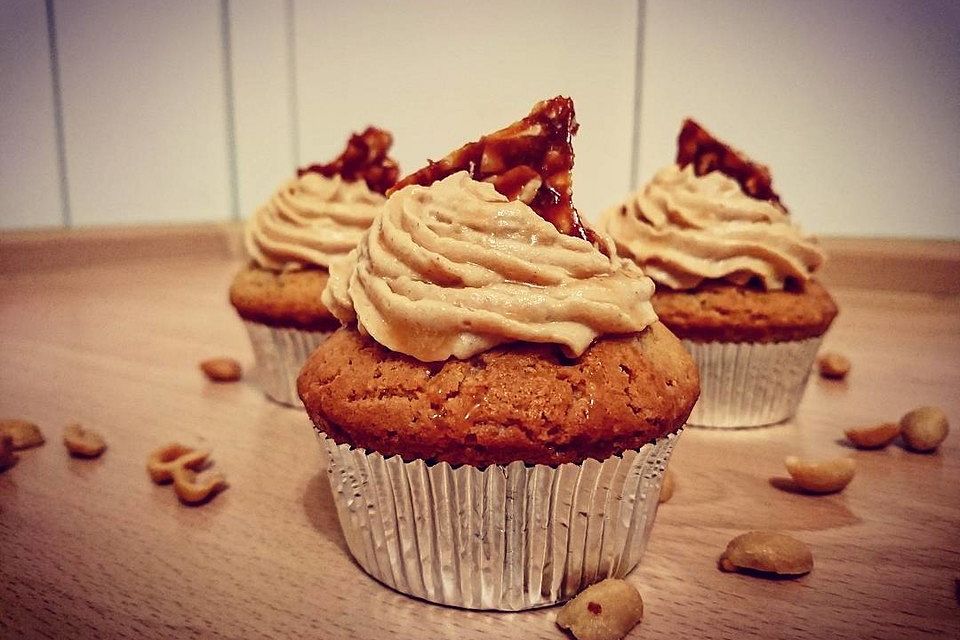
[676, 118, 786, 212]
[299, 127, 400, 195]
[390, 96, 594, 242]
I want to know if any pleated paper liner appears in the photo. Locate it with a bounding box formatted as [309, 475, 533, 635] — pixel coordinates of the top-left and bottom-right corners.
[243, 321, 332, 407]
[318, 430, 680, 611]
[683, 337, 823, 428]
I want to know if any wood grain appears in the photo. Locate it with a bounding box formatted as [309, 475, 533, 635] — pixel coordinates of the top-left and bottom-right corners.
[0, 253, 958, 639]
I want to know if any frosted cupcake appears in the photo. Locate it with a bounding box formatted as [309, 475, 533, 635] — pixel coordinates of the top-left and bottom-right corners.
[298, 98, 699, 610]
[229, 128, 398, 405]
[601, 119, 837, 428]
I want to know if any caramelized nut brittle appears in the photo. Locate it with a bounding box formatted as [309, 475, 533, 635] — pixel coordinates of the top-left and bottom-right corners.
[389, 96, 595, 243]
[676, 118, 785, 211]
[298, 126, 400, 195]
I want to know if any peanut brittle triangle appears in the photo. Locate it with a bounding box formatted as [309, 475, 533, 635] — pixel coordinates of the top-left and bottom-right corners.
[676, 119, 786, 212]
[389, 96, 595, 242]
[298, 127, 400, 195]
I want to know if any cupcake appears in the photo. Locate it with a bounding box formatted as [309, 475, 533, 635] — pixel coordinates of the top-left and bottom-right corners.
[600, 119, 837, 428]
[298, 97, 699, 610]
[230, 127, 399, 405]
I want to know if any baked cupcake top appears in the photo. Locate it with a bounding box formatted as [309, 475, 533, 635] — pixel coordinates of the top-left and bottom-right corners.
[244, 127, 399, 271]
[323, 97, 658, 362]
[301, 98, 697, 466]
[600, 119, 824, 291]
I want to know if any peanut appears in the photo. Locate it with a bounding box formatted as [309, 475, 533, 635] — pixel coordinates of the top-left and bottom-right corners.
[844, 422, 900, 449]
[200, 357, 242, 382]
[147, 443, 227, 505]
[63, 424, 107, 458]
[659, 469, 676, 504]
[0, 418, 45, 449]
[784, 456, 855, 494]
[900, 406, 949, 452]
[0, 434, 18, 472]
[556, 579, 644, 640]
[719, 531, 813, 577]
[817, 352, 851, 380]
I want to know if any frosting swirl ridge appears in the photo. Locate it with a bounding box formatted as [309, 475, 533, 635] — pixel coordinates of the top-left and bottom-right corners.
[246, 172, 385, 271]
[323, 172, 658, 362]
[600, 164, 824, 290]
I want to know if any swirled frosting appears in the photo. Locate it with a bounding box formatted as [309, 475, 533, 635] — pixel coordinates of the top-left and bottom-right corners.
[323, 171, 658, 362]
[245, 173, 385, 271]
[600, 164, 824, 290]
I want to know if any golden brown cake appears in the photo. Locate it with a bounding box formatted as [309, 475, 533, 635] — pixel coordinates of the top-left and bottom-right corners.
[229, 267, 338, 331]
[299, 323, 697, 466]
[297, 97, 699, 611]
[653, 279, 838, 343]
[600, 119, 837, 428]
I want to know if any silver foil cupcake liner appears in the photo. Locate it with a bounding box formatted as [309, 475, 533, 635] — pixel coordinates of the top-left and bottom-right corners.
[318, 430, 680, 611]
[684, 337, 823, 428]
[243, 321, 331, 407]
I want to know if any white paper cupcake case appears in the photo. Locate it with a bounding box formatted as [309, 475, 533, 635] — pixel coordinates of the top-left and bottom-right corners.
[243, 321, 332, 407]
[318, 430, 680, 611]
[684, 337, 823, 428]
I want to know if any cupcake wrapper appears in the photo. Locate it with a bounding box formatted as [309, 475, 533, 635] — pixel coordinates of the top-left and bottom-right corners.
[684, 337, 823, 428]
[243, 321, 332, 407]
[318, 430, 680, 611]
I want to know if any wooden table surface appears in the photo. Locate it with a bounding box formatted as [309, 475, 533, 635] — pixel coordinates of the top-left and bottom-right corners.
[1, 254, 958, 639]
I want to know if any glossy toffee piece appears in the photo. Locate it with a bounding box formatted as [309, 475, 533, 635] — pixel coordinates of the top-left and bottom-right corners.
[677, 118, 786, 213]
[390, 96, 596, 243]
[298, 126, 400, 195]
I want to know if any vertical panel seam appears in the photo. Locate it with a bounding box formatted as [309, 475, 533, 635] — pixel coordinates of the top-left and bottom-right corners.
[628, 0, 646, 190]
[221, 0, 241, 220]
[286, 0, 300, 167]
[45, 0, 71, 227]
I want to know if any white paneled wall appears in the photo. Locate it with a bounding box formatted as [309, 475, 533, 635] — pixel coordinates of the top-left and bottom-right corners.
[639, 0, 960, 239]
[55, 0, 233, 226]
[0, 0, 62, 228]
[229, 0, 295, 217]
[1, 0, 958, 238]
[293, 0, 639, 221]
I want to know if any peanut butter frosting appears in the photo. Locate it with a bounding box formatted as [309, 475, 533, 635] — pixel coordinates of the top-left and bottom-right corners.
[323, 171, 658, 362]
[600, 164, 824, 290]
[245, 172, 385, 271]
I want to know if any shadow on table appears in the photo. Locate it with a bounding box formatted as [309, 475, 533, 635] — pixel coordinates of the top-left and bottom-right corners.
[301, 469, 350, 555]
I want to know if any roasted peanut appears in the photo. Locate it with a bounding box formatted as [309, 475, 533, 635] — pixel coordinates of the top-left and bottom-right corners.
[659, 469, 676, 504]
[784, 456, 855, 494]
[900, 406, 949, 452]
[200, 357, 242, 383]
[63, 424, 107, 458]
[845, 422, 900, 449]
[556, 579, 644, 640]
[817, 352, 851, 380]
[147, 443, 227, 505]
[0, 434, 18, 472]
[0, 418, 45, 449]
[719, 531, 813, 577]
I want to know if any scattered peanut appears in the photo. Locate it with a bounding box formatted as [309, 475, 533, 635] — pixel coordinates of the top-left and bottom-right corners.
[817, 352, 851, 380]
[719, 531, 813, 577]
[845, 422, 900, 449]
[63, 424, 107, 459]
[147, 443, 227, 505]
[0, 419, 45, 449]
[556, 579, 644, 640]
[784, 456, 855, 494]
[200, 358, 242, 383]
[900, 406, 949, 452]
[659, 469, 676, 504]
[0, 434, 18, 472]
